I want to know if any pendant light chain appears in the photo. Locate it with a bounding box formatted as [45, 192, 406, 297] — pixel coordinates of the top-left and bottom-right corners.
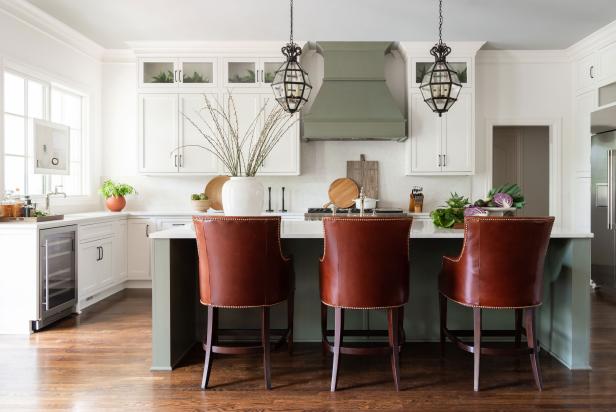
[290, 0, 294, 45]
[438, 0, 443, 45]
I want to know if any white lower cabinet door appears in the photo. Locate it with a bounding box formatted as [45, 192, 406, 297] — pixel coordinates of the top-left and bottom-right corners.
[442, 92, 473, 174]
[406, 92, 442, 174]
[139, 94, 179, 173]
[98, 239, 114, 289]
[78, 241, 100, 301]
[113, 220, 128, 284]
[258, 93, 300, 175]
[178, 93, 220, 173]
[127, 218, 152, 280]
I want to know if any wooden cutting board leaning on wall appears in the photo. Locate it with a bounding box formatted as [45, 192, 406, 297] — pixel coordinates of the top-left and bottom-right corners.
[346, 154, 379, 199]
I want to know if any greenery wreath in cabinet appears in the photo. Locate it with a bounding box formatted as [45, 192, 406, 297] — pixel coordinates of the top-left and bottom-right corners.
[99, 180, 137, 212]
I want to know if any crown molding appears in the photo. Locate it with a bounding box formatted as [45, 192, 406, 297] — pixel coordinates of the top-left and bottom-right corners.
[126, 41, 294, 56]
[102, 49, 136, 64]
[0, 0, 104, 61]
[567, 19, 616, 59]
[477, 50, 569, 64]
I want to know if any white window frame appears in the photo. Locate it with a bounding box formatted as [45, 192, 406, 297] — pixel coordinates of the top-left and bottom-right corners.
[1, 58, 94, 207]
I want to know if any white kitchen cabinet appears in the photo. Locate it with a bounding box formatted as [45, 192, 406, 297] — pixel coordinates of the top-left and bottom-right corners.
[127, 218, 153, 280]
[574, 90, 597, 172]
[599, 42, 616, 83]
[224, 91, 300, 175]
[112, 220, 127, 285]
[139, 93, 220, 174]
[139, 58, 217, 89]
[442, 92, 473, 173]
[405, 91, 474, 175]
[78, 237, 113, 303]
[158, 218, 192, 231]
[575, 53, 599, 94]
[139, 94, 179, 173]
[178, 93, 220, 173]
[223, 57, 283, 88]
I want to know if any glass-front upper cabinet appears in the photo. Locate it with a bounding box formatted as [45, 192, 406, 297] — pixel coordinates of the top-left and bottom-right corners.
[412, 57, 472, 87]
[138, 58, 217, 89]
[223, 58, 284, 87]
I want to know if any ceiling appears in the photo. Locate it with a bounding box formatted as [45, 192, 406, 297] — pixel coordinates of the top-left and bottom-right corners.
[26, 0, 616, 50]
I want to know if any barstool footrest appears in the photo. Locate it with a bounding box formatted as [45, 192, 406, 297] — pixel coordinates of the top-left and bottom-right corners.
[443, 327, 537, 356]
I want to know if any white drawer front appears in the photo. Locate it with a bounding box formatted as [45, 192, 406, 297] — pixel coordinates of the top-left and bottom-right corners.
[79, 222, 114, 243]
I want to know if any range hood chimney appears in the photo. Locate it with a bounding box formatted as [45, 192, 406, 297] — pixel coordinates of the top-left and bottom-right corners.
[301, 42, 406, 141]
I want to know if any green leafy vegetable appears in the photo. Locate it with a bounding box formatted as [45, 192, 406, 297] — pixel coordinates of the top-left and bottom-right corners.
[430, 192, 470, 228]
[191, 193, 208, 201]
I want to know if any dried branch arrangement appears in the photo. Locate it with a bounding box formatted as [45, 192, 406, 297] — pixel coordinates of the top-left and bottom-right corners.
[177, 94, 297, 177]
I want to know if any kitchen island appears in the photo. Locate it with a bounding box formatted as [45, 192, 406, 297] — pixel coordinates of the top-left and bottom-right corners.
[149, 218, 592, 372]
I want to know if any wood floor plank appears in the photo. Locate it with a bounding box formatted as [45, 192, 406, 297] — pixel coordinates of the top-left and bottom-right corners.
[0, 288, 615, 411]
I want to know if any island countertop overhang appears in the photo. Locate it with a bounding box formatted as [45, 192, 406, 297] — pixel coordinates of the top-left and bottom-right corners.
[149, 218, 593, 240]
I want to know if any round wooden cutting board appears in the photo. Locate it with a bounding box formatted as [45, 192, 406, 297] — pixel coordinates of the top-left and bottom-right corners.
[324, 178, 359, 208]
[204, 175, 230, 211]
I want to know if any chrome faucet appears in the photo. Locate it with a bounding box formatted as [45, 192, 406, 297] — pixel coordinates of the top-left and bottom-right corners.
[46, 185, 67, 212]
[359, 186, 366, 216]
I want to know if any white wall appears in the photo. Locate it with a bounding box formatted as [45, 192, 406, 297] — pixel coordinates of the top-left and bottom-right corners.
[0, 6, 102, 213]
[473, 51, 573, 227]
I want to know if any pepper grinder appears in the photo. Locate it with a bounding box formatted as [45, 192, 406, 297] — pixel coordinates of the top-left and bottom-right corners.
[266, 187, 274, 212]
[280, 187, 288, 213]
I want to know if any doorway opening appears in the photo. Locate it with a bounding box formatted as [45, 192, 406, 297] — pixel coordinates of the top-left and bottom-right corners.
[492, 126, 550, 217]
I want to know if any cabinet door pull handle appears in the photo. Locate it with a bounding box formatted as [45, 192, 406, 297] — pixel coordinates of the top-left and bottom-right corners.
[179, 70, 182, 83]
[438, 154, 442, 167]
[145, 224, 150, 237]
[443, 154, 447, 167]
[179, 154, 183, 167]
[590, 65, 595, 79]
[174, 154, 178, 168]
[101, 246, 104, 261]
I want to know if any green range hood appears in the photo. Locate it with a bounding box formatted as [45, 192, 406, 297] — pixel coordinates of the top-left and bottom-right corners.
[302, 42, 407, 141]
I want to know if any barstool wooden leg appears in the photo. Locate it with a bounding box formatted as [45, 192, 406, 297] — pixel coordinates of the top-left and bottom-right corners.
[330, 307, 344, 392]
[287, 293, 294, 355]
[525, 308, 543, 391]
[398, 306, 405, 348]
[388, 308, 401, 391]
[262, 307, 271, 390]
[439, 294, 447, 357]
[473, 308, 482, 391]
[201, 306, 215, 390]
[515, 309, 523, 348]
[321, 303, 328, 356]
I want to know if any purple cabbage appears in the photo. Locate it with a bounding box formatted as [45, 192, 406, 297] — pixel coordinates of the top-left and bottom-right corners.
[493, 192, 513, 208]
[464, 206, 488, 217]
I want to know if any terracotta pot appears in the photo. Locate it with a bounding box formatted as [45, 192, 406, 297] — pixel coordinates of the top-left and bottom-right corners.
[106, 196, 126, 212]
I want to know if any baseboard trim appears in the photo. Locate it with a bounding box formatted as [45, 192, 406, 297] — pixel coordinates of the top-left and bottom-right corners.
[125, 280, 152, 289]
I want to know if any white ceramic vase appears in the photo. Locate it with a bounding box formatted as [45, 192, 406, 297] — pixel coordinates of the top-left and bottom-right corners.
[221, 176, 264, 216]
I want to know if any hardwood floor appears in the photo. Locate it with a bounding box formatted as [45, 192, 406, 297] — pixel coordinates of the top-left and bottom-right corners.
[1, 288, 615, 411]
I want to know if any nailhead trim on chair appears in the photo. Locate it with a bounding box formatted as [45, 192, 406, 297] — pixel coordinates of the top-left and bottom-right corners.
[440, 293, 542, 310]
[321, 300, 407, 310]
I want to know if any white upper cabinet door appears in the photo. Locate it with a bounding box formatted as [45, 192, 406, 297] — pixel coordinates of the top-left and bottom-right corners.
[575, 53, 599, 94]
[178, 93, 220, 174]
[139, 58, 179, 88]
[261, 58, 284, 85]
[224, 92, 262, 170]
[257, 94, 300, 175]
[599, 42, 616, 83]
[223, 58, 259, 87]
[178, 58, 217, 88]
[406, 92, 442, 174]
[442, 92, 473, 174]
[139, 94, 179, 173]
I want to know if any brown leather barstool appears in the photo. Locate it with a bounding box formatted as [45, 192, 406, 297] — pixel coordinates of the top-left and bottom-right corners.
[320, 217, 413, 391]
[193, 216, 294, 390]
[439, 216, 554, 391]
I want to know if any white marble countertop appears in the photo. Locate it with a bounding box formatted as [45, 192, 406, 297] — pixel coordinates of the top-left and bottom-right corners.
[150, 218, 593, 239]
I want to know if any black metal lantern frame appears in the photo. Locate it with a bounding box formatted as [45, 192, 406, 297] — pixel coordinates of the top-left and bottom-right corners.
[419, 0, 462, 117]
[271, 0, 312, 114]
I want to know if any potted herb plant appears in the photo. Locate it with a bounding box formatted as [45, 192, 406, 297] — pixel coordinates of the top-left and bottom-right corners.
[99, 180, 137, 212]
[430, 192, 470, 229]
[178, 94, 296, 216]
[191, 193, 210, 212]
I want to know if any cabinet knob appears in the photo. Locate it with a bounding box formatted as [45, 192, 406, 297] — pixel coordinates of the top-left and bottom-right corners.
[590, 65, 595, 79]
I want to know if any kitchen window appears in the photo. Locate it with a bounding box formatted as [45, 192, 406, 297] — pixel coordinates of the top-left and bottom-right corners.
[3, 69, 89, 197]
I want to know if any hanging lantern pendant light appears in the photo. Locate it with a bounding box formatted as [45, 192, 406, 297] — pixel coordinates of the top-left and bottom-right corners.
[420, 0, 462, 116]
[271, 0, 312, 114]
